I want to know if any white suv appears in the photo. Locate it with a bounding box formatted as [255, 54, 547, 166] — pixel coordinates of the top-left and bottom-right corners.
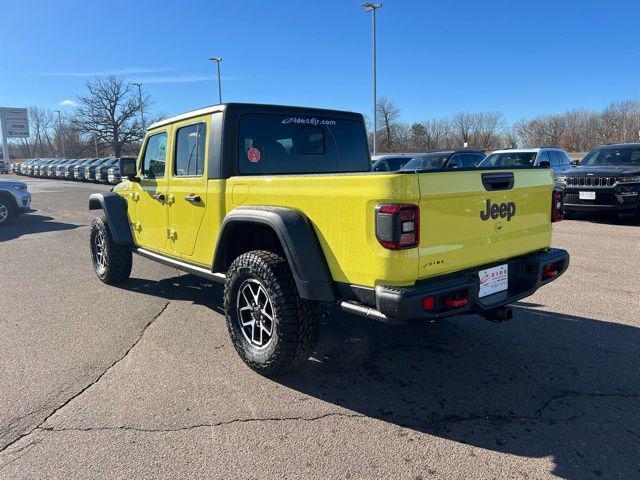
[479, 147, 572, 174]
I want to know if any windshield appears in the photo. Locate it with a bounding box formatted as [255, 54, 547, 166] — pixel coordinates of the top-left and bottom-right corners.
[479, 152, 537, 168]
[401, 153, 449, 170]
[580, 146, 640, 166]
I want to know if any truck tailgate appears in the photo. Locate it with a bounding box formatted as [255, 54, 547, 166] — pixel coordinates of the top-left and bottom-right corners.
[416, 169, 553, 279]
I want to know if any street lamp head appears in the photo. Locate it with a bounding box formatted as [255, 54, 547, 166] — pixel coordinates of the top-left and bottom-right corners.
[131, 82, 142, 87]
[362, 2, 382, 11]
[208, 57, 223, 63]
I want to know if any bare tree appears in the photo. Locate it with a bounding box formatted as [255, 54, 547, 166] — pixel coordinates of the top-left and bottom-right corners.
[72, 76, 150, 157]
[376, 97, 400, 152]
[476, 111, 504, 149]
[451, 112, 478, 148]
[424, 118, 451, 149]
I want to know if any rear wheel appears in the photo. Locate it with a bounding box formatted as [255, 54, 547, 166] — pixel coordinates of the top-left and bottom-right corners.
[0, 197, 13, 226]
[90, 216, 132, 284]
[224, 250, 319, 376]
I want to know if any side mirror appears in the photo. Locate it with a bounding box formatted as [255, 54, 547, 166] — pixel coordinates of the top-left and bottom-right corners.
[120, 157, 138, 181]
[570, 160, 579, 167]
[538, 160, 551, 168]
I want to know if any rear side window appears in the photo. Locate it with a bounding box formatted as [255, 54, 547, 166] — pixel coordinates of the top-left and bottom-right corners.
[536, 150, 550, 165]
[141, 132, 167, 178]
[448, 153, 483, 168]
[174, 123, 206, 176]
[238, 114, 369, 175]
[480, 152, 537, 168]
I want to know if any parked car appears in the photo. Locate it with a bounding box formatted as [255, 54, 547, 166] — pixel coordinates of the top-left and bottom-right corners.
[479, 148, 571, 174]
[29, 158, 51, 176]
[88, 102, 568, 375]
[60, 158, 87, 179]
[85, 158, 116, 181]
[371, 154, 414, 172]
[94, 158, 121, 182]
[38, 158, 58, 177]
[20, 159, 36, 175]
[0, 160, 9, 174]
[400, 150, 485, 171]
[557, 143, 640, 218]
[0, 178, 31, 226]
[44, 159, 66, 177]
[107, 165, 121, 184]
[74, 158, 100, 180]
[54, 159, 75, 178]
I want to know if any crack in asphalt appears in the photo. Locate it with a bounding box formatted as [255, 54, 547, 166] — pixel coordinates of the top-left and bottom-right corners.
[397, 391, 640, 432]
[5, 390, 636, 447]
[0, 282, 175, 456]
[36, 412, 366, 434]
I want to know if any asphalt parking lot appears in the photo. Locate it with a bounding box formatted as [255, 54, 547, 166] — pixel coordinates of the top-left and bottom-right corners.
[0, 175, 639, 479]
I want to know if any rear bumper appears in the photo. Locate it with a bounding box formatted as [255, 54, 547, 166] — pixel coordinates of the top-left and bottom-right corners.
[341, 248, 569, 322]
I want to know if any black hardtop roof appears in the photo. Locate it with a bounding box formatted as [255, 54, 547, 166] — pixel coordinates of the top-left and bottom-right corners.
[150, 102, 364, 130]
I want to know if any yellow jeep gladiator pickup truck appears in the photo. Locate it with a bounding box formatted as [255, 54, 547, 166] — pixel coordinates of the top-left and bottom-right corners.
[89, 103, 569, 375]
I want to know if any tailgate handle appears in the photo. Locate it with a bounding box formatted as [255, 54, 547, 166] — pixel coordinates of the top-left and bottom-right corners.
[481, 172, 514, 191]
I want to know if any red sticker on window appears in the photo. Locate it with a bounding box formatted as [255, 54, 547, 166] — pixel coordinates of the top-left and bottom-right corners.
[247, 147, 261, 163]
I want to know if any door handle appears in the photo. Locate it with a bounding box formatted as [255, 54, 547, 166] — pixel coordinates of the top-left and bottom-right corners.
[184, 194, 201, 203]
[152, 193, 166, 202]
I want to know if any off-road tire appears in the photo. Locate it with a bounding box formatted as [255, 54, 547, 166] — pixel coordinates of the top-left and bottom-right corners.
[90, 216, 132, 285]
[0, 197, 13, 226]
[224, 250, 319, 376]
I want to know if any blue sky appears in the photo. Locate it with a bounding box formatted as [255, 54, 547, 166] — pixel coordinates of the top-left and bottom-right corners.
[1, 0, 639, 125]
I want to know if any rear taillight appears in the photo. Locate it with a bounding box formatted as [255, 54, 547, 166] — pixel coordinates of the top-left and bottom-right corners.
[375, 204, 420, 250]
[552, 190, 564, 223]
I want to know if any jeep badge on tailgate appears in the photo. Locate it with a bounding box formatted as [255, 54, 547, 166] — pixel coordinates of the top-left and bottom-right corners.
[480, 199, 516, 221]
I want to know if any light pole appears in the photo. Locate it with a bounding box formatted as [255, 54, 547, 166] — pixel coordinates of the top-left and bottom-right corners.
[55, 110, 66, 158]
[363, 2, 382, 156]
[131, 82, 146, 131]
[208, 57, 223, 104]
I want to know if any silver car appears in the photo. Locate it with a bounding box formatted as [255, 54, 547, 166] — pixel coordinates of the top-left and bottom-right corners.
[0, 179, 31, 226]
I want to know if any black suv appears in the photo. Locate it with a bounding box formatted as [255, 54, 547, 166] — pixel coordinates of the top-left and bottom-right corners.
[558, 143, 640, 218]
[400, 150, 485, 171]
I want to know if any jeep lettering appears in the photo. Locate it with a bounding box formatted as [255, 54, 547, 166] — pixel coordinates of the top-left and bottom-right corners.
[480, 199, 516, 221]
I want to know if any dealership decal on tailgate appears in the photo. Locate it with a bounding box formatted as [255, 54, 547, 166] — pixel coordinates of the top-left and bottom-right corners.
[479, 264, 509, 298]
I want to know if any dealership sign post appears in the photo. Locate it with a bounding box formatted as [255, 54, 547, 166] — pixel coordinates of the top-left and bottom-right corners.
[0, 107, 30, 161]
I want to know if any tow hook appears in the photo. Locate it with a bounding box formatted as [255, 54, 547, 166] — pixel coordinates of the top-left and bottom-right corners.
[482, 306, 513, 323]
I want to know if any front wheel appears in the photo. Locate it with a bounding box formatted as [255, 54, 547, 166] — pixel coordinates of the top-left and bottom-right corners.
[224, 250, 319, 376]
[90, 216, 132, 284]
[0, 197, 13, 226]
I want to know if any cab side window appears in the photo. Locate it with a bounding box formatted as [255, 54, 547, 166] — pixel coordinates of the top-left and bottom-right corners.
[174, 123, 206, 176]
[142, 132, 167, 178]
[536, 150, 550, 165]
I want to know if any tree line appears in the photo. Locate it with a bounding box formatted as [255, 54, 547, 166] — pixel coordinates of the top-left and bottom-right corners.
[372, 97, 640, 154]
[6, 79, 640, 160]
[7, 76, 154, 160]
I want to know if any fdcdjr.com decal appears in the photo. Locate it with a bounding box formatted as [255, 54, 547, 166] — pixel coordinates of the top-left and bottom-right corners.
[281, 117, 337, 126]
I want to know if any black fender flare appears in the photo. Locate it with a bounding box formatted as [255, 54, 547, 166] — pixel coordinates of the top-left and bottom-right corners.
[213, 206, 335, 301]
[88, 192, 133, 246]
